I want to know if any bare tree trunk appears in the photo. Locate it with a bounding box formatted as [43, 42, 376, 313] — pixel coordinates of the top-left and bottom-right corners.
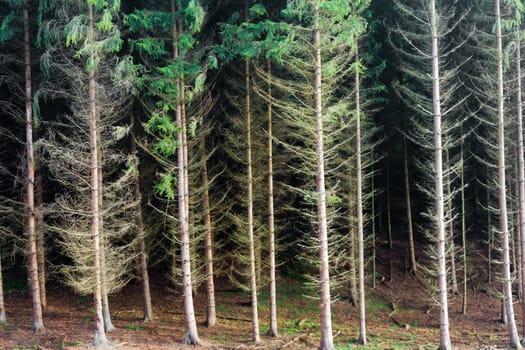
[0, 256, 6, 323]
[429, 1, 452, 348]
[131, 116, 153, 322]
[171, 1, 199, 344]
[495, 0, 521, 347]
[266, 60, 278, 338]
[515, 22, 525, 347]
[445, 145, 458, 295]
[355, 40, 367, 345]
[348, 185, 358, 307]
[88, 4, 109, 346]
[35, 161, 46, 309]
[371, 156, 376, 289]
[98, 140, 115, 333]
[461, 136, 467, 315]
[245, 57, 261, 344]
[23, 3, 43, 331]
[403, 137, 417, 275]
[314, 6, 334, 350]
[201, 136, 216, 328]
[386, 160, 393, 250]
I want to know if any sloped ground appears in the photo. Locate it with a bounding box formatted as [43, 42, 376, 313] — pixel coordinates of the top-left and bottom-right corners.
[0, 242, 516, 349]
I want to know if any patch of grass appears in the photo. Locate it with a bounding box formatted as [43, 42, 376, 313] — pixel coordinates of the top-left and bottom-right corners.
[125, 323, 144, 332]
[366, 298, 391, 314]
[280, 318, 319, 335]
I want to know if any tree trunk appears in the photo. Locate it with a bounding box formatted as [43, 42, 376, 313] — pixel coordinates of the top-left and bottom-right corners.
[98, 136, 115, 333]
[131, 116, 153, 322]
[495, 0, 521, 347]
[245, 57, 261, 344]
[266, 60, 278, 338]
[201, 135, 216, 328]
[348, 184, 358, 307]
[515, 20, 525, 346]
[0, 256, 6, 323]
[23, 3, 44, 331]
[355, 39, 367, 345]
[386, 160, 393, 250]
[445, 144, 458, 295]
[171, 0, 199, 344]
[461, 135, 467, 315]
[88, 4, 109, 347]
[35, 160, 46, 309]
[403, 137, 417, 275]
[488, 167, 493, 284]
[429, 1, 452, 348]
[314, 6, 334, 350]
[371, 155, 376, 289]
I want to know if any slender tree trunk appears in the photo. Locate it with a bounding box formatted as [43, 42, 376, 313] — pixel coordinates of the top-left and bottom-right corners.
[461, 136, 467, 315]
[348, 183, 358, 307]
[266, 60, 278, 338]
[88, 4, 109, 346]
[130, 116, 153, 322]
[201, 136, 216, 328]
[35, 161, 46, 309]
[515, 23, 525, 346]
[403, 137, 417, 275]
[245, 57, 261, 344]
[488, 167, 493, 284]
[314, 6, 334, 350]
[355, 40, 367, 345]
[98, 141, 115, 333]
[429, 1, 451, 348]
[445, 145, 458, 295]
[495, 0, 521, 347]
[0, 256, 6, 323]
[23, 3, 43, 331]
[171, 1, 199, 344]
[371, 158, 376, 289]
[386, 160, 393, 250]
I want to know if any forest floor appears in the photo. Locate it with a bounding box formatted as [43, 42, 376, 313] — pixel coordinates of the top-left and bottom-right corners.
[0, 241, 517, 349]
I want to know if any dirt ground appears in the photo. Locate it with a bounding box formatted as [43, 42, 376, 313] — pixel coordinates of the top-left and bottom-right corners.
[0, 242, 517, 349]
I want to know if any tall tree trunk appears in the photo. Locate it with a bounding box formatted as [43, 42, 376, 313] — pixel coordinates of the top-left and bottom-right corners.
[429, 1, 452, 348]
[495, 0, 521, 347]
[201, 135, 216, 328]
[266, 60, 278, 338]
[0, 256, 6, 323]
[371, 155, 376, 289]
[488, 167, 493, 284]
[35, 161, 46, 309]
[403, 137, 417, 275]
[445, 144, 458, 295]
[461, 135, 467, 315]
[348, 183, 358, 307]
[515, 21, 525, 346]
[171, 0, 199, 344]
[314, 6, 334, 350]
[245, 57, 261, 344]
[23, 3, 43, 331]
[88, 4, 109, 346]
[98, 140, 115, 333]
[386, 159, 393, 250]
[130, 116, 153, 322]
[355, 40, 367, 345]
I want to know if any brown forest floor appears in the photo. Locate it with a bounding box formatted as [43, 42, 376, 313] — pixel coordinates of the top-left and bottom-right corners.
[0, 241, 518, 349]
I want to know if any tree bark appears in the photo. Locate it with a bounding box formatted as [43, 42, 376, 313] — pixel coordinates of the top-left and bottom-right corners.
[445, 144, 458, 295]
[495, 0, 521, 347]
[429, 1, 452, 348]
[386, 160, 393, 250]
[201, 136, 216, 327]
[515, 19, 525, 347]
[35, 160, 46, 309]
[23, 2, 44, 331]
[131, 116, 153, 322]
[314, 6, 334, 350]
[355, 39, 367, 345]
[171, 0, 200, 344]
[0, 256, 6, 323]
[88, 4, 109, 346]
[266, 60, 278, 338]
[403, 137, 417, 275]
[245, 57, 261, 344]
[461, 135, 467, 315]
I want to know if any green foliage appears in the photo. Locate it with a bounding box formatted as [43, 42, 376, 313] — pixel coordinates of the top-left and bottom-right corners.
[154, 172, 177, 200]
